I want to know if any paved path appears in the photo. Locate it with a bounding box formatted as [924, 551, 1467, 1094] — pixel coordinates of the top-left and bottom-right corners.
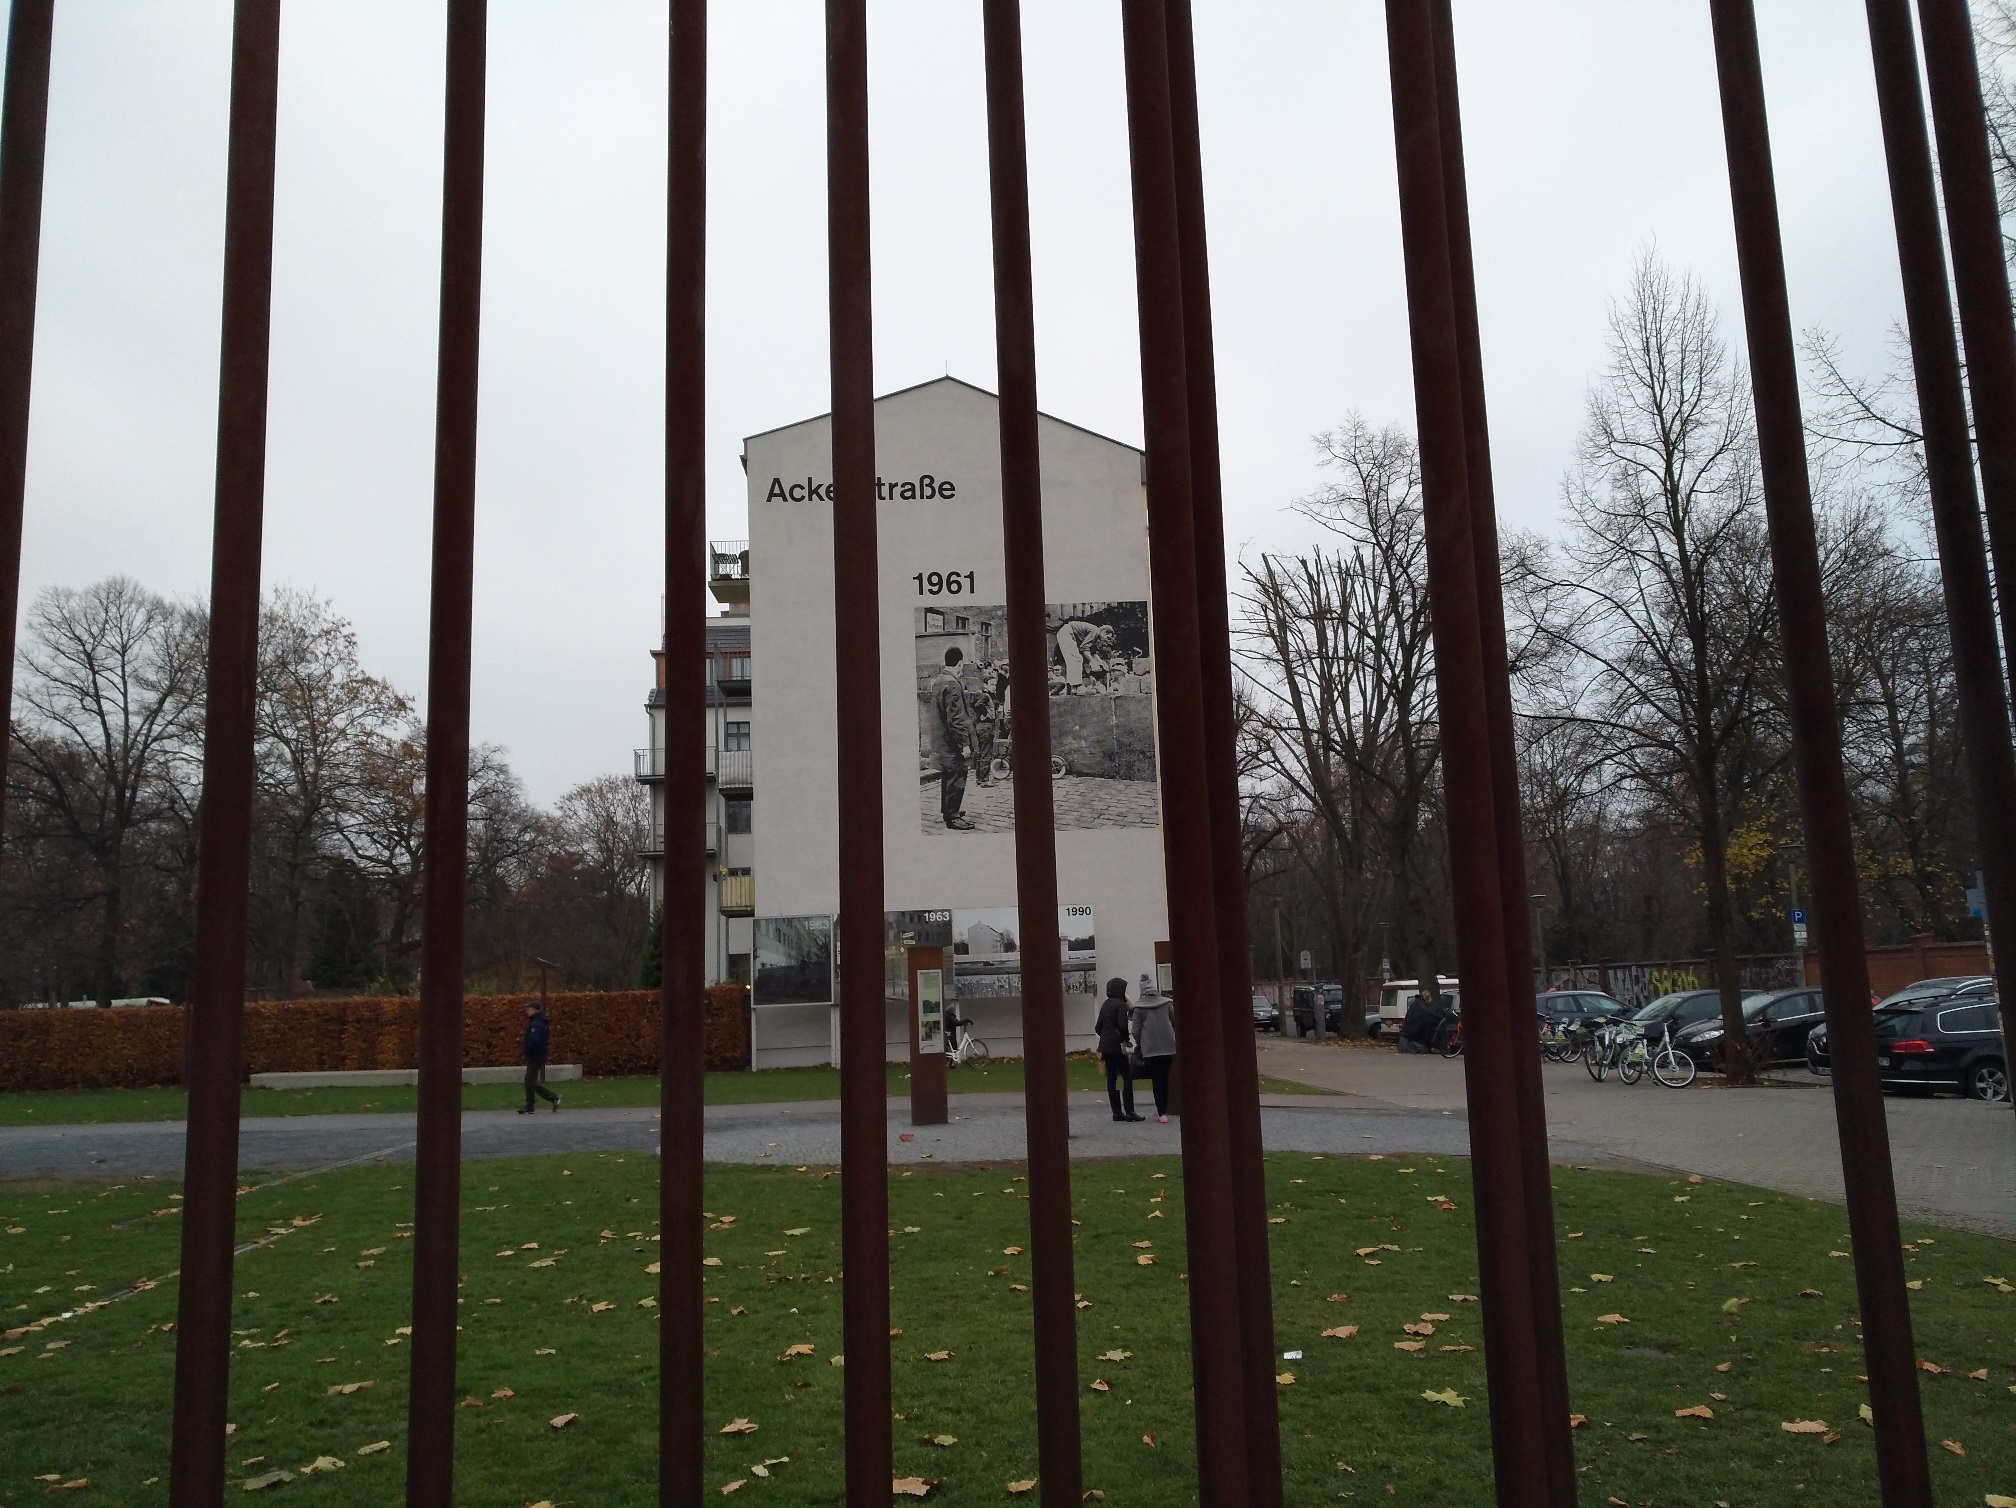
[4, 1044, 2009, 1239]
[1254, 1035, 2016, 1239]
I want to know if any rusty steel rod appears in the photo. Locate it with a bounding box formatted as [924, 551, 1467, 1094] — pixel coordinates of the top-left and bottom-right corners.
[1383, 4, 1549, 1503]
[1912, 0, 2016, 1103]
[1118, 3, 1250, 1501]
[406, 3, 487, 1501]
[1916, 0, 2016, 721]
[1422, 5, 1575, 1499]
[978, 4, 1084, 1502]
[1708, 4, 1934, 1501]
[659, 1, 709, 1503]
[1859, 0, 2016, 1112]
[1158, 4, 1283, 1501]
[0, 0, 52, 853]
[169, 5, 283, 1504]
[824, 2, 893, 1502]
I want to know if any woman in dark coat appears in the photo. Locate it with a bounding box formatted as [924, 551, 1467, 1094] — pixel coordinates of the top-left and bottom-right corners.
[1095, 977, 1143, 1123]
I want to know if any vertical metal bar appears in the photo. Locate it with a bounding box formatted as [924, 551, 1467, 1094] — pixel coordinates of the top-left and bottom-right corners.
[1422, 5, 1575, 1499]
[1707, 6, 1934, 1501]
[824, 4, 892, 1502]
[1381, 5, 1547, 1504]
[406, 4, 486, 1502]
[169, 5, 282, 1504]
[0, 0, 53, 851]
[977, 7, 1084, 1503]
[1860, 0, 2016, 1100]
[1912, 0, 2016, 1102]
[1157, 6, 1282, 1502]
[1117, 4, 1249, 1502]
[660, 1, 708, 1503]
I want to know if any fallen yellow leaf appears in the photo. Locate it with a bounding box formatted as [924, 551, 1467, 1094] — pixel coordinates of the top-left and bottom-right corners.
[1674, 1405, 1714, 1419]
[721, 1481, 745, 1495]
[1938, 1439, 1964, 1457]
[1321, 1325, 1358, 1340]
[718, 1418, 758, 1435]
[1007, 1481, 1037, 1496]
[778, 1344, 815, 1361]
[892, 1477, 934, 1497]
[931, 1435, 956, 1447]
[1393, 1340, 1425, 1353]
[1090, 1379, 1110, 1392]
[550, 1413, 579, 1430]
[1135, 1255, 1156, 1267]
[925, 1351, 952, 1362]
[1780, 1419, 1829, 1435]
[355, 1442, 390, 1456]
[1595, 1314, 1628, 1325]
[1275, 1372, 1296, 1386]
[1096, 1349, 1132, 1362]
[1421, 1388, 1465, 1407]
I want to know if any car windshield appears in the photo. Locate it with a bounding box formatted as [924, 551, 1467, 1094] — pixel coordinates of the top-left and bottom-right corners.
[1872, 1009, 1923, 1043]
[1632, 993, 1695, 1022]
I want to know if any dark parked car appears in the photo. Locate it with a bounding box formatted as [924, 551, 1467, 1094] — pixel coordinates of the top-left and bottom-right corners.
[1291, 983, 1346, 1036]
[1630, 987, 1766, 1041]
[1671, 986, 1827, 1068]
[1535, 990, 1626, 1024]
[1807, 980, 2006, 1100]
[1252, 992, 1281, 1032]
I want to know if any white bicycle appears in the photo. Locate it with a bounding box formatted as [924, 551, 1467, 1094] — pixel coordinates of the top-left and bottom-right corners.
[945, 1008, 991, 1068]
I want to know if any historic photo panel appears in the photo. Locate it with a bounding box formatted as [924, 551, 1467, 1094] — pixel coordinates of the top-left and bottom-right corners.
[914, 600, 1159, 835]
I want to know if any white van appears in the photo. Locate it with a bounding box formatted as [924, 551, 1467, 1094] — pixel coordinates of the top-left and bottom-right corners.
[1377, 977, 1460, 1037]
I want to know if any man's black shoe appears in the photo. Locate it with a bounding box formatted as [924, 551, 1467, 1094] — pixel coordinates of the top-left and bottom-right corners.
[518, 1107, 533, 1115]
[945, 817, 977, 831]
[1125, 1113, 1146, 1122]
[551, 1095, 562, 1112]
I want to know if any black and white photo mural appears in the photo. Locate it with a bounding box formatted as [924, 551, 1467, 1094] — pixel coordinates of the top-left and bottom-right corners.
[914, 600, 1158, 835]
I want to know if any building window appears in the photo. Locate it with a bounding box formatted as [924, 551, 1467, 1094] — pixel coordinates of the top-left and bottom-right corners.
[704, 655, 717, 684]
[725, 653, 750, 682]
[923, 608, 945, 632]
[724, 721, 751, 751]
[954, 614, 969, 631]
[724, 796, 753, 833]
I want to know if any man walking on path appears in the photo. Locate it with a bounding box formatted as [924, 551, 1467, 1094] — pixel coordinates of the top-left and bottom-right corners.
[520, 999, 561, 1114]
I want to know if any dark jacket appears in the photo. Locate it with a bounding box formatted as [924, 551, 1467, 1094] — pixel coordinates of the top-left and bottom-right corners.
[522, 1009, 551, 1063]
[1095, 995, 1131, 1057]
[927, 667, 974, 773]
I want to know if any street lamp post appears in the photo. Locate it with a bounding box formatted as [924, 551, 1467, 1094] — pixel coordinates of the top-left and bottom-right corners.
[1530, 894, 1548, 991]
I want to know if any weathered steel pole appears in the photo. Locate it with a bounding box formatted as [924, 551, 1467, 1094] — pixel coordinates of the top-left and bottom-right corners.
[1118, 3, 1250, 1501]
[978, 4, 1084, 1502]
[407, 3, 487, 1501]
[824, 3, 893, 1502]
[1422, 5, 1575, 1499]
[1382, 4, 1549, 1503]
[1159, 5, 1283, 1501]
[1707, 6, 1934, 1502]
[660, 1, 709, 1503]
[1911, 0, 2016, 1100]
[170, 5, 283, 1504]
[0, 0, 53, 847]
[1859, 0, 2016, 1093]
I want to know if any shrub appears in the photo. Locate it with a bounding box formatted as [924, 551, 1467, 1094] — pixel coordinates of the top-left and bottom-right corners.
[0, 985, 753, 1092]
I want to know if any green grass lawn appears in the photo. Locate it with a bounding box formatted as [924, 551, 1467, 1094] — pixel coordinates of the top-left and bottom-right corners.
[2, 1154, 2010, 1505]
[0, 1060, 1328, 1127]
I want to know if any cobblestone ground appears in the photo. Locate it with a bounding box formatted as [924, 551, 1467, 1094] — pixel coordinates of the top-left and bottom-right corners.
[918, 772, 1159, 833]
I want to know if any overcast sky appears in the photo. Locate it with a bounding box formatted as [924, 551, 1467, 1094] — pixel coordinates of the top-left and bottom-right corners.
[22, 1, 1911, 803]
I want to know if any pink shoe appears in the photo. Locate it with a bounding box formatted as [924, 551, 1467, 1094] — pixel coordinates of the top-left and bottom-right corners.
[1158, 1114, 1168, 1124]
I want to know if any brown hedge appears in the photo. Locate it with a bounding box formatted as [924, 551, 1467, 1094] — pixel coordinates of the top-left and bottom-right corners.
[0, 985, 751, 1092]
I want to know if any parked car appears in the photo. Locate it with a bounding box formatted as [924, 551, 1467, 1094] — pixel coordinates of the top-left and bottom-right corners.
[1377, 977, 1459, 1036]
[1290, 982, 1346, 1036]
[1670, 986, 1826, 1069]
[1807, 979, 2005, 1100]
[1252, 992, 1281, 1032]
[1534, 990, 1626, 1024]
[1629, 988, 1768, 1043]
[1808, 978, 1995, 1073]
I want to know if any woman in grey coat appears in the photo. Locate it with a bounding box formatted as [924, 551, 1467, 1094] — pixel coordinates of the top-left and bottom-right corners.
[1128, 974, 1178, 1122]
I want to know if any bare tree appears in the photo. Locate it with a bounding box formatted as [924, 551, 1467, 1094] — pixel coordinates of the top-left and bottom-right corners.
[8, 578, 203, 1002]
[1238, 418, 1447, 1027]
[252, 589, 411, 993]
[1533, 258, 1781, 1082]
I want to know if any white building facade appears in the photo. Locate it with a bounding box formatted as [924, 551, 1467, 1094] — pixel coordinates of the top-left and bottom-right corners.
[642, 378, 1171, 1068]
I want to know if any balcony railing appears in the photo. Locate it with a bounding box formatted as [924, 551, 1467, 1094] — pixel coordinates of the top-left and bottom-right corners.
[638, 821, 719, 858]
[716, 747, 753, 788]
[709, 539, 750, 606]
[718, 872, 755, 915]
[635, 746, 725, 782]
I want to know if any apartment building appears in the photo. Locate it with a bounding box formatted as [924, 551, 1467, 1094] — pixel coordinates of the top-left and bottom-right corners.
[637, 542, 755, 987]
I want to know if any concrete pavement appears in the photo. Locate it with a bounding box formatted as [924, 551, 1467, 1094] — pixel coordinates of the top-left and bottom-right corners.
[1254, 1033, 2016, 1239]
[3, 1042, 2009, 1239]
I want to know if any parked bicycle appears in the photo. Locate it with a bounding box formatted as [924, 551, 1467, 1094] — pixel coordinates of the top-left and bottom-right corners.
[1582, 1014, 1694, 1087]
